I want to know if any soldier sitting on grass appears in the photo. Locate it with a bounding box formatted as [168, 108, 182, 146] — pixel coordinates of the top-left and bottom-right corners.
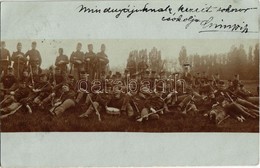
[0, 80, 30, 114]
[48, 83, 76, 116]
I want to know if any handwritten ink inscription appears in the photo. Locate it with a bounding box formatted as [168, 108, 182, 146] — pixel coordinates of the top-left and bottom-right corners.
[76, 3, 257, 33]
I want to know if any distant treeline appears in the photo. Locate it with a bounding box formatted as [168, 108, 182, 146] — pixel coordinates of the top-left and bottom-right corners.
[178, 44, 259, 80]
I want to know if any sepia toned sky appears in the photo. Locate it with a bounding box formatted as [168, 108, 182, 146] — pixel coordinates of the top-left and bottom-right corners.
[4, 39, 258, 69]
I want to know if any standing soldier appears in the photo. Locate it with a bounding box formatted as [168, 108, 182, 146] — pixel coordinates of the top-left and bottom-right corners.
[25, 41, 42, 75]
[0, 41, 11, 77]
[70, 43, 85, 81]
[96, 44, 109, 79]
[55, 48, 69, 80]
[12, 42, 28, 81]
[85, 44, 96, 80]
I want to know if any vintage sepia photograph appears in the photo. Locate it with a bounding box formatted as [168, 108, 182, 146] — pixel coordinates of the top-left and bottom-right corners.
[1, 0, 259, 167]
[0, 39, 259, 132]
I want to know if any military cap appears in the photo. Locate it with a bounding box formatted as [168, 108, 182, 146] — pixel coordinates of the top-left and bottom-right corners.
[145, 70, 150, 74]
[183, 63, 191, 67]
[80, 70, 86, 74]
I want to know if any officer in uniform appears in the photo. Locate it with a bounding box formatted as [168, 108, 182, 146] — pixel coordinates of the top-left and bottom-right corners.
[25, 41, 42, 75]
[96, 44, 109, 79]
[0, 41, 11, 76]
[12, 42, 28, 81]
[70, 43, 85, 81]
[55, 48, 69, 80]
[85, 44, 96, 80]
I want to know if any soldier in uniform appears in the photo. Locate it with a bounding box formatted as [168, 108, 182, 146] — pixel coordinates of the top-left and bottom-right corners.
[12, 42, 28, 81]
[0, 80, 31, 114]
[85, 44, 96, 80]
[0, 67, 17, 91]
[55, 48, 69, 80]
[70, 43, 85, 81]
[49, 83, 76, 116]
[96, 44, 109, 79]
[25, 41, 42, 75]
[30, 73, 52, 107]
[0, 41, 11, 77]
[49, 66, 66, 86]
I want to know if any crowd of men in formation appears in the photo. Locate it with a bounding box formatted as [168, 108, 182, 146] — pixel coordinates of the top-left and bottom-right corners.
[0, 41, 259, 125]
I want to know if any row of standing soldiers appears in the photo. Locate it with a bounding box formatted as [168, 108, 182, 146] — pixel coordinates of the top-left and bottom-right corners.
[0, 41, 109, 82]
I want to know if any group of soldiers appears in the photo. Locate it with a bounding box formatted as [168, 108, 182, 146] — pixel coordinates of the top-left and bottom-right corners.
[0, 41, 109, 82]
[0, 41, 259, 126]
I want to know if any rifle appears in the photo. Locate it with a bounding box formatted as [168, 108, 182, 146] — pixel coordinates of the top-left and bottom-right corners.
[182, 95, 195, 114]
[87, 94, 101, 121]
[29, 65, 35, 88]
[17, 57, 20, 80]
[0, 104, 23, 119]
[136, 107, 164, 122]
[0, 96, 9, 105]
[225, 92, 256, 118]
[128, 94, 140, 114]
[52, 66, 56, 86]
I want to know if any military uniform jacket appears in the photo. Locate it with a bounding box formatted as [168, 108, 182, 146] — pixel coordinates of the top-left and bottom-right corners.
[25, 49, 42, 66]
[14, 86, 31, 102]
[12, 51, 27, 67]
[60, 90, 76, 102]
[70, 51, 84, 68]
[0, 48, 11, 65]
[1, 75, 17, 89]
[55, 55, 69, 71]
[96, 52, 109, 70]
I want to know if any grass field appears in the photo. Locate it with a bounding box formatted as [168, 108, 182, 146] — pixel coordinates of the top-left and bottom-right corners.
[1, 80, 259, 132]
